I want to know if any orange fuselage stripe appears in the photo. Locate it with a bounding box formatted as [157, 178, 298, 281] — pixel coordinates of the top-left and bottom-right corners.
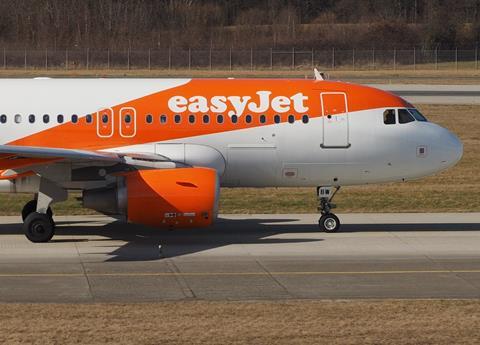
[9, 79, 409, 150]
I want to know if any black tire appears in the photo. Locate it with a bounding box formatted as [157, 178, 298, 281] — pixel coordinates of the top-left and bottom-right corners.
[23, 212, 55, 243]
[22, 200, 53, 222]
[318, 213, 341, 233]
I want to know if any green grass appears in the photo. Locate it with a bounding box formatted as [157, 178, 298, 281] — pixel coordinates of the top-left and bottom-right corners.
[219, 186, 480, 214]
[0, 193, 93, 216]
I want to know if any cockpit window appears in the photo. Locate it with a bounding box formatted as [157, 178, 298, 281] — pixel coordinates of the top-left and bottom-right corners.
[408, 108, 428, 122]
[383, 109, 395, 125]
[398, 109, 415, 124]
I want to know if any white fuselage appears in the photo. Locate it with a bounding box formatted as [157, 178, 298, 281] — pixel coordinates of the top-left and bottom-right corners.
[0, 78, 463, 190]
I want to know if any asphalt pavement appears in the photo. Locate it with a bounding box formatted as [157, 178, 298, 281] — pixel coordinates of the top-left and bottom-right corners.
[0, 213, 479, 302]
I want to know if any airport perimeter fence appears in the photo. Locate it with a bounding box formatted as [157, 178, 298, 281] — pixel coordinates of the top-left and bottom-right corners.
[0, 48, 479, 71]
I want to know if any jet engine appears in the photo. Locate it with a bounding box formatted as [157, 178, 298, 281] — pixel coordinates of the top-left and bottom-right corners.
[82, 167, 219, 228]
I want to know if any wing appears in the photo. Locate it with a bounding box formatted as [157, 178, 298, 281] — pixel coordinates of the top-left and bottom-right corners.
[0, 145, 173, 180]
[0, 145, 121, 162]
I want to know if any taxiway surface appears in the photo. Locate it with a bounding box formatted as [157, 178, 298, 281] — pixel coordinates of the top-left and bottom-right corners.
[0, 213, 479, 302]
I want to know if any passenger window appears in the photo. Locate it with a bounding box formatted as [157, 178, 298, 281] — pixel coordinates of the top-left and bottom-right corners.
[260, 114, 266, 124]
[217, 114, 224, 124]
[43, 114, 49, 124]
[14, 114, 22, 124]
[383, 109, 395, 125]
[274, 115, 281, 124]
[28, 114, 35, 123]
[302, 115, 309, 123]
[124, 114, 132, 124]
[0, 114, 6, 123]
[174, 114, 181, 124]
[102, 114, 109, 124]
[146, 114, 153, 124]
[189, 114, 195, 124]
[288, 115, 295, 124]
[71, 114, 78, 124]
[161, 115, 167, 124]
[245, 114, 252, 123]
[85, 114, 93, 124]
[398, 109, 415, 124]
[203, 114, 209, 124]
[231, 115, 238, 124]
[57, 114, 64, 123]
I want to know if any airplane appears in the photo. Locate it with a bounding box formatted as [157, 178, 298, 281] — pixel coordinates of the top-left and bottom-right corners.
[0, 73, 463, 243]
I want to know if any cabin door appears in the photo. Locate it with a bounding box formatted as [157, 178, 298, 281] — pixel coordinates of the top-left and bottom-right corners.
[320, 92, 350, 148]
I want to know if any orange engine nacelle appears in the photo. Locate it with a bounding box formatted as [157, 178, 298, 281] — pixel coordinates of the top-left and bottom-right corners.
[83, 167, 219, 228]
[125, 168, 219, 228]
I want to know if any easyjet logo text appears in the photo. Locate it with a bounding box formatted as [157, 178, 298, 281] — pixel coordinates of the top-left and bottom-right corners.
[168, 91, 308, 117]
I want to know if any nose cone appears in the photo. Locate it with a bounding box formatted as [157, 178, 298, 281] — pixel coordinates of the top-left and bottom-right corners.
[438, 128, 463, 169]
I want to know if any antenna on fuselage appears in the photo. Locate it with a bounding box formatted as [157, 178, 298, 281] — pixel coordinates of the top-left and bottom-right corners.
[313, 68, 325, 81]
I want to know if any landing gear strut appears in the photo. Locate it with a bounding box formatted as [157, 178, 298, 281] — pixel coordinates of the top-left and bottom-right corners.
[317, 186, 341, 233]
[22, 200, 53, 222]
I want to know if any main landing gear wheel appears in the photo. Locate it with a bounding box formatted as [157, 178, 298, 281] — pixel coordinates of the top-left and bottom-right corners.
[23, 212, 55, 243]
[22, 200, 53, 222]
[318, 213, 340, 233]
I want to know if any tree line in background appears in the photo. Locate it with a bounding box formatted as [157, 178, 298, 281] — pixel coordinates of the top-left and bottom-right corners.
[0, 0, 478, 50]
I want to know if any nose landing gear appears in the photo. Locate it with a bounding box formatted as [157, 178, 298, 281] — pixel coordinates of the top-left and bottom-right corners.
[317, 186, 341, 233]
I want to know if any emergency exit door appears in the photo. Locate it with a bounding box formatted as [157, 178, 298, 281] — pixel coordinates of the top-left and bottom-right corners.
[97, 108, 114, 138]
[120, 107, 136, 138]
[320, 92, 350, 148]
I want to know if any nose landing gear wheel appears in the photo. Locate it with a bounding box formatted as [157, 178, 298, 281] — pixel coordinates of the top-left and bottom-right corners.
[23, 212, 55, 243]
[318, 213, 340, 233]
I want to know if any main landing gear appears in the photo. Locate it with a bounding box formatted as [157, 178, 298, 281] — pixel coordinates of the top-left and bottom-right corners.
[22, 200, 55, 243]
[22, 200, 53, 221]
[317, 186, 341, 233]
[22, 178, 67, 243]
